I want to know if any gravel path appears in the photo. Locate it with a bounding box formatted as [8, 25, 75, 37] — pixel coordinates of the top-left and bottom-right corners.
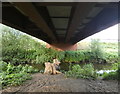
[1, 73, 118, 93]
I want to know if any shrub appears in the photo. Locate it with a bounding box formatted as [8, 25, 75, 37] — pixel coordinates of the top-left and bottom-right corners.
[35, 48, 65, 64]
[22, 65, 39, 73]
[0, 61, 39, 88]
[0, 61, 7, 72]
[102, 71, 118, 80]
[112, 62, 120, 70]
[2, 26, 65, 65]
[104, 52, 118, 63]
[89, 39, 105, 60]
[101, 62, 120, 80]
[82, 64, 95, 77]
[0, 72, 32, 87]
[65, 64, 97, 79]
[64, 51, 89, 63]
[65, 64, 82, 78]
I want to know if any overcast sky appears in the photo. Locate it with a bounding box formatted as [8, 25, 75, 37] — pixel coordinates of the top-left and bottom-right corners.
[81, 24, 118, 42]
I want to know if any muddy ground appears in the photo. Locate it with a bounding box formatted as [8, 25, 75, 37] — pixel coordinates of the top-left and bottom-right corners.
[2, 73, 119, 93]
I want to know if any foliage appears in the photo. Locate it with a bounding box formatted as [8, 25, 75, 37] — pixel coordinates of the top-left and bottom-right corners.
[82, 64, 95, 77]
[65, 64, 97, 79]
[102, 71, 118, 80]
[89, 41, 118, 63]
[99, 62, 120, 80]
[64, 50, 91, 63]
[0, 61, 39, 88]
[2, 25, 65, 64]
[1, 23, 119, 89]
[89, 39, 105, 60]
[0, 61, 7, 72]
[104, 52, 118, 63]
[2, 26, 40, 64]
[101, 42, 118, 52]
[111, 62, 120, 70]
[117, 64, 120, 80]
[35, 47, 65, 64]
[64, 51, 81, 63]
[63, 40, 118, 63]
[65, 64, 82, 78]
[0, 72, 31, 88]
[2, 25, 118, 65]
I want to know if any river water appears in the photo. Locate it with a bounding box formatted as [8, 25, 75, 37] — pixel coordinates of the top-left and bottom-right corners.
[30, 62, 113, 71]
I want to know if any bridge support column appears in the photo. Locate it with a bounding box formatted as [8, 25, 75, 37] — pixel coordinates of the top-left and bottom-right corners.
[46, 43, 77, 51]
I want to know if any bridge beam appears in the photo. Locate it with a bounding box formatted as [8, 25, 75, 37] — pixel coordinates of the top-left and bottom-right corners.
[12, 2, 57, 42]
[65, 2, 96, 42]
[72, 3, 118, 44]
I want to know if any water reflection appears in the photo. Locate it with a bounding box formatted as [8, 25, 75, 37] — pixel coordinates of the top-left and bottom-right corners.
[29, 62, 113, 71]
[96, 70, 116, 74]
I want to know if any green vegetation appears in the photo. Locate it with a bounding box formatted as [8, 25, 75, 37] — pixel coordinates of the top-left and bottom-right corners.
[0, 61, 39, 88]
[64, 40, 118, 64]
[2, 25, 65, 65]
[1, 24, 65, 88]
[35, 47, 65, 64]
[2, 26, 118, 65]
[65, 64, 97, 79]
[65, 62, 120, 80]
[100, 62, 120, 80]
[100, 42, 118, 63]
[111, 62, 120, 70]
[90, 39, 105, 60]
[0, 24, 119, 89]
[64, 51, 89, 63]
[102, 71, 118, 80]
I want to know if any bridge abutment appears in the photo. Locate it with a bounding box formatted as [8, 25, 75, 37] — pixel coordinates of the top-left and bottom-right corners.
[46, 43, 77, 51]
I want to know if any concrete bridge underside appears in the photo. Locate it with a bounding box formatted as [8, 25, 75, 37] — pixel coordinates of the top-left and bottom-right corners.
[2, 2, 119, 50]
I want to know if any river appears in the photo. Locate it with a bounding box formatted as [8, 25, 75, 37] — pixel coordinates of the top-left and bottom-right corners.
[29, 62, 113, 72]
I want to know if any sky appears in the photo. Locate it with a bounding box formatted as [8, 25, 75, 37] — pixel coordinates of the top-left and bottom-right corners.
[80, 24, 118, 42]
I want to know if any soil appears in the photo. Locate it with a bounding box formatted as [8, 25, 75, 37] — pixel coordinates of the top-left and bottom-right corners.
[1, 73, 119, 93]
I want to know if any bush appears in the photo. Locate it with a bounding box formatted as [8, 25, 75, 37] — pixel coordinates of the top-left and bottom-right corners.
[112, 62, 120, 70]
[22, 65, 39, 73]
[2, 26, 65, 65]
[64, 51, 90, 63]
[104, 52, 118, 63]
[82, 64, 95, 77]
[3, 25, 117, 65]
[65, 64, 82, 78]
[0, 61, 39, 88]
[89, 39, 105, 60]
[35, 47, 65, 64]
[65, 64, 97, 79]
[101, 62, 120, 80]
[102, 71, 118, 80]
[117, 64, 120, 81]
[0, 72, 32, 87]
[0, 61, 7, 72]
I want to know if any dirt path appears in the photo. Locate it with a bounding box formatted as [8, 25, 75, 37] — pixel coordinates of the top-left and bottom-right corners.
[2, 73, 118, 92]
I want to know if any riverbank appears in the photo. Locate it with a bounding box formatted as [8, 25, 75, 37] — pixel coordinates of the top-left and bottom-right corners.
[2, 73, 118, 92]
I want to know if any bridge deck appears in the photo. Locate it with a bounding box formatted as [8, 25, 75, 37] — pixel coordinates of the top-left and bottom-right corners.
[2, 2, 119, 44]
